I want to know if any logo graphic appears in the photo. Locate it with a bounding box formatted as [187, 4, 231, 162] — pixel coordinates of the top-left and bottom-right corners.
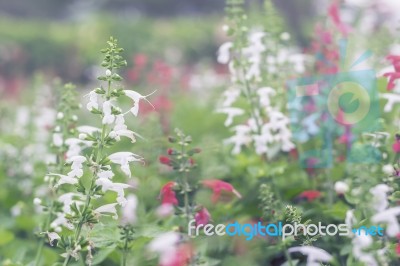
[188, 220, 384, 241]
[287, 40, 381, 168]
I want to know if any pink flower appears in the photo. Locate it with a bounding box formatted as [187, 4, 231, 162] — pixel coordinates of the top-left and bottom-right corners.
[195, 207, 211, 226]
[328, 1, 351, 36]
[384, 55, 400, 91]
[202, 179, 241, 203]
[396, 243, 400, 256]
[134, 53, 148, 69]
[161, 243, 193, 266]
[393, 142, 400, 153]
[159, 182, 178, 205]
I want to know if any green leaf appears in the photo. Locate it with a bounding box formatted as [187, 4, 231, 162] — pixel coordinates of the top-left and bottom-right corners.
[0, 230, 14, 246]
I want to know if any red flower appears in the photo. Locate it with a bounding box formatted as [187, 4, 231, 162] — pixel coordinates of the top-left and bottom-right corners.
[393, 135, 400, 153]
[159, 155, 172, 166]
[202, 179, 241, 203]
[195, 207, 211, 226]
[384, 55, 400, 91]
[159, 182, 178, 205]
[393, 142, 400, 153]
[161, 243, 193, 266]
[133, 54, 147, 69]
[167, 148, 174, 155]
[298, 190, 322, 202]
[328, 1, 350, 36]
[396, 243, 400, 256]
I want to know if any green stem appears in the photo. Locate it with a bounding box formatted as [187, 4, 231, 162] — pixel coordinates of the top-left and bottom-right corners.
[180, 139, 191, 228]
[183, 173, 190, 226]
[121, 234, 128, 266]
[283, 244, 294, 266]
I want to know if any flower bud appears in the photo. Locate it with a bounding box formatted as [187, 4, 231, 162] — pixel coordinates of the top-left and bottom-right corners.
[106, 69, 112, 76]
[159, 156, 171, 166]
[109, 131, 117, 139]
[334, 181, 349, 195]
[57, 112, 64, 120]
[79, 133, 87, 140]
[168, 136, 177, 143]
[33, 198, 42, 205]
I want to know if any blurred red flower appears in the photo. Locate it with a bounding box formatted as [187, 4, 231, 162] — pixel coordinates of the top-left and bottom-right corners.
[384, 55, 400, 91]
[298, 190, 322, 202]
[195, 207, 211, 226]
[159, 155, 172, 166]
[159, 182, 178, 205]
[202, 179, 241, 203]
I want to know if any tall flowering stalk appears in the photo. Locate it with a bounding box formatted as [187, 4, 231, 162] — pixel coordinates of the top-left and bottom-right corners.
[34, 83, 79, 266]
[40, 37, 150, 266]
[153, 129, 241, 265]
[217, 0, 296, 158]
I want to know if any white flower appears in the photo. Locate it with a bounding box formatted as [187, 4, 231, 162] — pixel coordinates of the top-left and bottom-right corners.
[352, 230, 377, 266]
[217, 42, 233, 64]
[58, 192, 83, 214]
[53, 133, 63, 147]
[79, 133, 87, 140]
[102, 100, 115, 125]
[288, 246, 332, 266]
[123, 90, 155, 117]
[148, 232, 180, 254]
[65, 138, 85, 159]
[216, 107, 244, 127]
[86, 91, 99, 111]
[94, 203, 118, 219]
[381, 93, 400, 113]
[221, 88, 240, 107]
[51, 214, 74, 230]
[50, 173, 78, 188]
[382, 164, 394, 175]
[156, 204, 174, 218]
[148, 232, 182, 266]
[257, 87, 276, 107]
[223, 125, 252, 154]
[33, 198, 42, 205]
[109, 131, 117, 139]
[335, 181, 349, 194]
[108, 152, 144, 177]
[97, 170, 114, 179]
[106, 69, 112, 76]
[77, 126, 101, 135]
[110, 115, 141, 143]
[121, 195, 138, 224]
[280, 32, 291, 41]
[42, 232, 60, 246]
[57, 112, 64, 119]
[66, 155, 86, 178]
[372, 207, 400, 237]
[370, 184, 392, 212]
[95, 178, 131, 206]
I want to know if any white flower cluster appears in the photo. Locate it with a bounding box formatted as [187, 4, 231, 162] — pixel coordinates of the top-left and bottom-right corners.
[43, 70, 150, 244]
[343, 183, 394, 266]
[217, 31, 295, 157]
